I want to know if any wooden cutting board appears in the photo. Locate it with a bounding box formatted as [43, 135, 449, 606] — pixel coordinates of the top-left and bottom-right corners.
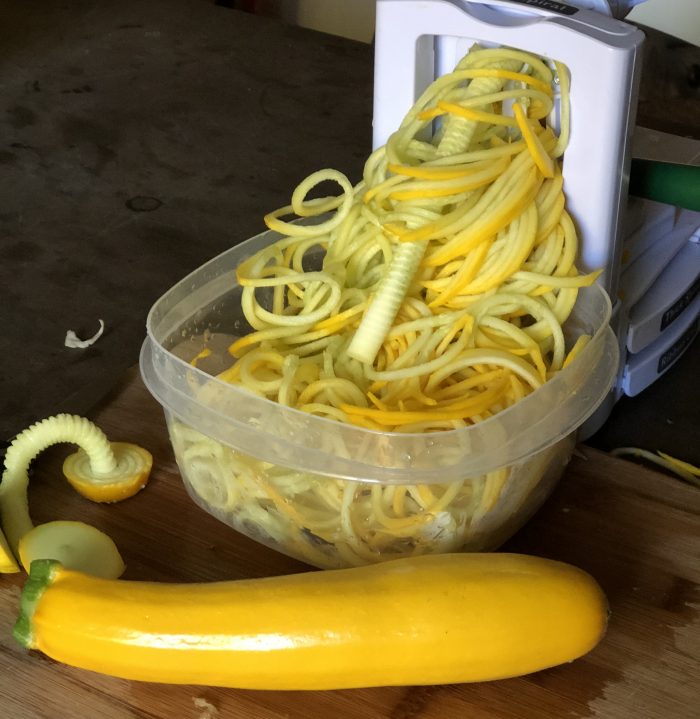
[1, 368, 698, 719]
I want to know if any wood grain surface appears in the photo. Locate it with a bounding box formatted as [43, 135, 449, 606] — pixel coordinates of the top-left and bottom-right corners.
[0, 368, 698, 719]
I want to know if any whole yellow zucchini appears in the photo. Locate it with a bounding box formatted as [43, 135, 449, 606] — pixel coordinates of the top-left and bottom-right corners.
[14, 553, 608, 690]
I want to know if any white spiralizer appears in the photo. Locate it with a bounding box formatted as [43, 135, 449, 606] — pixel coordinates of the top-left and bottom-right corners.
[372, 0, 645, 300]
[371, 1, 700, 430]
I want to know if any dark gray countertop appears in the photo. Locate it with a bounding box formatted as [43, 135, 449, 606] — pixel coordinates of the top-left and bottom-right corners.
[1, 0, 698, 463]
[0, 0, 372, 438]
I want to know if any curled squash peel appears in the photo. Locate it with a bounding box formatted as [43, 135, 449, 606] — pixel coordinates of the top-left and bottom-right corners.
[15, 553, 608, 690]
[0, 413, 152, 576]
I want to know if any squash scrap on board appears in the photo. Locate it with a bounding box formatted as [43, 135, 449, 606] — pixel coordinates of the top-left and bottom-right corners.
[0, 413, 151, 576]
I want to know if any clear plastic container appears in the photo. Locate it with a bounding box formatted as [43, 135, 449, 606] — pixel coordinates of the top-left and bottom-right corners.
[140, 227, 619, 569]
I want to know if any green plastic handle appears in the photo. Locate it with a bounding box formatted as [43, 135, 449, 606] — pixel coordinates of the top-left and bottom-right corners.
[629, 159, 700, 212]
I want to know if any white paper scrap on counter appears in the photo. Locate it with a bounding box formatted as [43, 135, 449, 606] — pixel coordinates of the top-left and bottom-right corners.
[65, 319, 105, 349]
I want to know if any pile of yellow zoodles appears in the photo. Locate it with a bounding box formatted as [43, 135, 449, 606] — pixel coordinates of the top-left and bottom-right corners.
[172, 45, 599, 568]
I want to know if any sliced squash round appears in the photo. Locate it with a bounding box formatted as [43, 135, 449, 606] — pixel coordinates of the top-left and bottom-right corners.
[18, 520, 125, 579]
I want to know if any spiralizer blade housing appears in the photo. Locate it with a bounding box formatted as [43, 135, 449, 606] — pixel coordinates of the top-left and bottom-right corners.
[372, 0, 645, 297]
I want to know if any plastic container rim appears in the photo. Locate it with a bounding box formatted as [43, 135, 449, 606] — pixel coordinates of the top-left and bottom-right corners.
[141, 233, 619, 484]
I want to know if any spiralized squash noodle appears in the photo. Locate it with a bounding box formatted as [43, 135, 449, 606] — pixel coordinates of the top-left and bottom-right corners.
[173, 45, 599, 568]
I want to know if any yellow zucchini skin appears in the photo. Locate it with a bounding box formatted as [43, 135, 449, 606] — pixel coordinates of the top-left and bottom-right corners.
[15, 554, 607, 690]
